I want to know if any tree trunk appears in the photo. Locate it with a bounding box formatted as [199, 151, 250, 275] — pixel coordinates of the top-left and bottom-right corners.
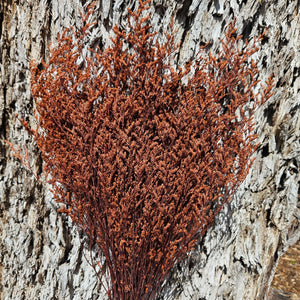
[0, 1, 299, 299]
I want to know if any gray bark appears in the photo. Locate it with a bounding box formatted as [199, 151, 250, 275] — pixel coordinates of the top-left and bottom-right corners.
[0, 0, 299, 299]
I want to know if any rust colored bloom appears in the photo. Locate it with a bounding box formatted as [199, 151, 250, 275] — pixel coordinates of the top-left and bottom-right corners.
[11, 1, 272, 299]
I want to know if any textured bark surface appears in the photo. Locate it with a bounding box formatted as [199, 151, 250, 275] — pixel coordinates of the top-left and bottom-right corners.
[0, 1, 299, 300]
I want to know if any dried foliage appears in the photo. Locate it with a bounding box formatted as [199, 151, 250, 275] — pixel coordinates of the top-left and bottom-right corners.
[9, 0, 273, 299]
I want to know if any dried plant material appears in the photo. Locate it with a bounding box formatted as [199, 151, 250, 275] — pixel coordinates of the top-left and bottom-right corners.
[9, 0, 273, 299]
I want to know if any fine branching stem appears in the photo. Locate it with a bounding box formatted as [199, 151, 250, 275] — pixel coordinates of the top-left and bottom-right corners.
[9, 0, 273, 299]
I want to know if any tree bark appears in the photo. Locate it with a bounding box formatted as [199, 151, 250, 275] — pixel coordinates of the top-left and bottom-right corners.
[0, 0, 299, 299]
